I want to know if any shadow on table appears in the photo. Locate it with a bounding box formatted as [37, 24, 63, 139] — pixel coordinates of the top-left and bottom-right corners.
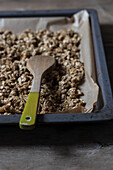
[0, 24, 113, 147]
[100, 24, 113, 45]
[0, 121, 113, 147]
[100, 24, 113, 91]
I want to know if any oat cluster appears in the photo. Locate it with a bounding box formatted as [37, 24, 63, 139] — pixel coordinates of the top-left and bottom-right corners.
[0, 29, 85, 115]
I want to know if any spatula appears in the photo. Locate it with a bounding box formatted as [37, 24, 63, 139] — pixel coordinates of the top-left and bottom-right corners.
[19, 55, 55, 130]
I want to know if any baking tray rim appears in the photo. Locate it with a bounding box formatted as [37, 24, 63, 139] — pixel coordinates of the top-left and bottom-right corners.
[0, 9, 113, 124]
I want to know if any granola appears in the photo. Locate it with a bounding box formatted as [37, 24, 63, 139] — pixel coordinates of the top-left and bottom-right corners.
[0, 29, 85, 114]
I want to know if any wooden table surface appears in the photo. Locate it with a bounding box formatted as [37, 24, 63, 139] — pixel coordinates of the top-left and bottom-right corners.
[0, 0, 113, 170]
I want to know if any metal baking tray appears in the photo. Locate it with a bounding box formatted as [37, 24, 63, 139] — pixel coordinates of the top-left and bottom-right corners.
[0, 9, 113, 125]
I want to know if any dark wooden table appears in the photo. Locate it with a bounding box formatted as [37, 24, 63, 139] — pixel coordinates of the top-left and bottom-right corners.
[0, 0, 113, 169]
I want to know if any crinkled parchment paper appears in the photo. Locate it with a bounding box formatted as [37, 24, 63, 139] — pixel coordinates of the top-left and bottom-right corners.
[0, 10, 99, 113]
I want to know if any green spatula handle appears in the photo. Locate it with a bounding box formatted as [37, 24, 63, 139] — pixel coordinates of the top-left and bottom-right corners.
[19, 92, 39, 130]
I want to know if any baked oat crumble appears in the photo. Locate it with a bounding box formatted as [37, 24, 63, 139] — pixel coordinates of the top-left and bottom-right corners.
[0, 29, 85, 114]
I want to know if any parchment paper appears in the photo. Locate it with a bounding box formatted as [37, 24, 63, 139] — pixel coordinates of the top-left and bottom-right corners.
[0, 10, 99, 113]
